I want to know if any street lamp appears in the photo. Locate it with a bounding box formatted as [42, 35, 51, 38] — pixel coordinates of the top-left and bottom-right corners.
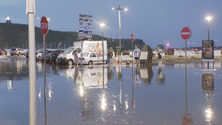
[205, 16, 212, 40]
[167, 43, 169, 50]
[37, 17, 50, 21]
[112, 5, 127, 46]
[100, 23, 105, 64]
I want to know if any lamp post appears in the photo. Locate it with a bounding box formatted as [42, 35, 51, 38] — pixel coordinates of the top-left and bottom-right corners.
[112, 5, 127, 46]
[205, 16, 212, 40]
[100, 23, 105, 64]
[167, 43, 169, 50]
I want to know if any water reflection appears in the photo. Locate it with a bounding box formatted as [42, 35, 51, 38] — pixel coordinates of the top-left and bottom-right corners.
[2, 58, 222, 124]
[140, 65, 153, 85]
[134, 66, 141, 87]
[202, 73, 214, 124]
[107, 66, 114, 81]
[156, 65, 166, 84]
[182, 62, 193, 125]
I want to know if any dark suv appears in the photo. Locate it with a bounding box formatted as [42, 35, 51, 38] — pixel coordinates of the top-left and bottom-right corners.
[50, 50, 64, 64]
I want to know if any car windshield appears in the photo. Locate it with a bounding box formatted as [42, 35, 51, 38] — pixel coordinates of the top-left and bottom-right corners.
[11, 48, 16, 51]
[63, 48, 74, 54]
[82, 53, 89, 57]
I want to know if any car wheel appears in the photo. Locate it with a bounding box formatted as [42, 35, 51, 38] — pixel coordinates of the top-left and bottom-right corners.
[18, 53, 20, 56]
[11, 54, 13, 56]
[68, 60, 73, 65]
[88, 61, 93, 65]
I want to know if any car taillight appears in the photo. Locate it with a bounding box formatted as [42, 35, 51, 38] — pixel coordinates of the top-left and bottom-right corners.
[82, 58, 85, 60]
[62, 57, 66, 59]
[57, 52, 59, 56]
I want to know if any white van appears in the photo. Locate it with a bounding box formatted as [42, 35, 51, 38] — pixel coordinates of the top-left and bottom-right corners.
[56, 47, 81, 65]
[56, 40, 107, 65]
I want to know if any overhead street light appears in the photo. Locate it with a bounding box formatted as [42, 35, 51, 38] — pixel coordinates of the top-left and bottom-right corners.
[100, 23, 105, 64]
[112, 5, 128, 46]
[37, 17, 50, 21]
[205, 16, 212, 40]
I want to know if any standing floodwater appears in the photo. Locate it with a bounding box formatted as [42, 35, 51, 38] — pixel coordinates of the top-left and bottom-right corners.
[0, 58, 222, 125]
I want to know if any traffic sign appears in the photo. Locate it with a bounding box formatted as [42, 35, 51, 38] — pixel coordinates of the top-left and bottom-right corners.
[79, 18, 93, 22]
[131, 33, 134, 42]
[79, 14, 93, 18]
[41, 16, 49, 35]
[181, 27, 191, 40]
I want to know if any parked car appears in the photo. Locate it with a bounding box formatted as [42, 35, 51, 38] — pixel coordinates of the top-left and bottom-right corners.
[50, 50, 64, 64]
[10, 48, 26, 56]
[0, 49, 7, 55]
[26, 50, 39, 59]
[45, 51, 54, 63]
[36, 51, 43, 61]
[79, 52, 103, 65]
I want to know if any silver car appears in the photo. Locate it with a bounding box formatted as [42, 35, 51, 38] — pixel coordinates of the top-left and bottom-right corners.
[10, 48, 26, 56]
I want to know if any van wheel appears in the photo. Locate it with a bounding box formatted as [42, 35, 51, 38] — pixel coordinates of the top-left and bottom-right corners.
[68, 60, 73, 65]
[88, 61, 93, 65]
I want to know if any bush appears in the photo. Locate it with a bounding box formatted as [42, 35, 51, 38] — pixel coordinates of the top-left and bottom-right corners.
[179, 55, 183, 57]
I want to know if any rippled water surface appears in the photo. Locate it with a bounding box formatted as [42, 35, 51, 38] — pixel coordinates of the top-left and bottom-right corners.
[0, 59, 222, 125]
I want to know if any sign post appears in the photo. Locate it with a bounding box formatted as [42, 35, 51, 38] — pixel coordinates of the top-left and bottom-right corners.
[41, 16, 49, 96]
[131, 32, 134, 66]
[181, 27, 191, 86]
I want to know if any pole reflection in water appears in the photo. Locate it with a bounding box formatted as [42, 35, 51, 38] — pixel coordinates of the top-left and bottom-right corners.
[182, 61, 193, 125]
[132, 63, 135, 108]
[44, 77, 48, 125]
[156, 65, 166, 84]
[202, 73, 214, 124]
[116, 66, 122, 108]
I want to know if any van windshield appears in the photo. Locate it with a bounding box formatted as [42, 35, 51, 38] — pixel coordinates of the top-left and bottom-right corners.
[63, 48, 74, 54]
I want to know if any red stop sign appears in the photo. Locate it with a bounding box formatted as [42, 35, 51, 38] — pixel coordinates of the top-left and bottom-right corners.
[131, 33, 134, 42]
[181, 27, 191, 40]
[41, 16, 49, 35]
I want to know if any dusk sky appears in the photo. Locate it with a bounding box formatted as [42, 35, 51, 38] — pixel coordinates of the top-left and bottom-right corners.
[1, 0, 222, 49]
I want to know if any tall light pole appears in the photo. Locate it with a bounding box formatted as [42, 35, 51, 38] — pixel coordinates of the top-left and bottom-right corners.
[112, 5, 127, 46]
[26, 0, 36, 124]
[205, 16, 212, 40]
[100, 23, 105, 64]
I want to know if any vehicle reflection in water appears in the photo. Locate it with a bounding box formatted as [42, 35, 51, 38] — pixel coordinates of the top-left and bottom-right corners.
[202, 73, 214, 124]
[0, 59, 29, 90]
[140, 65, 153, 86]
[156, 65, 166, 84]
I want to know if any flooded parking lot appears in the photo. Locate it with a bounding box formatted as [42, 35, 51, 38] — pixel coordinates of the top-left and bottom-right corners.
[0, 58, 222, 125]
